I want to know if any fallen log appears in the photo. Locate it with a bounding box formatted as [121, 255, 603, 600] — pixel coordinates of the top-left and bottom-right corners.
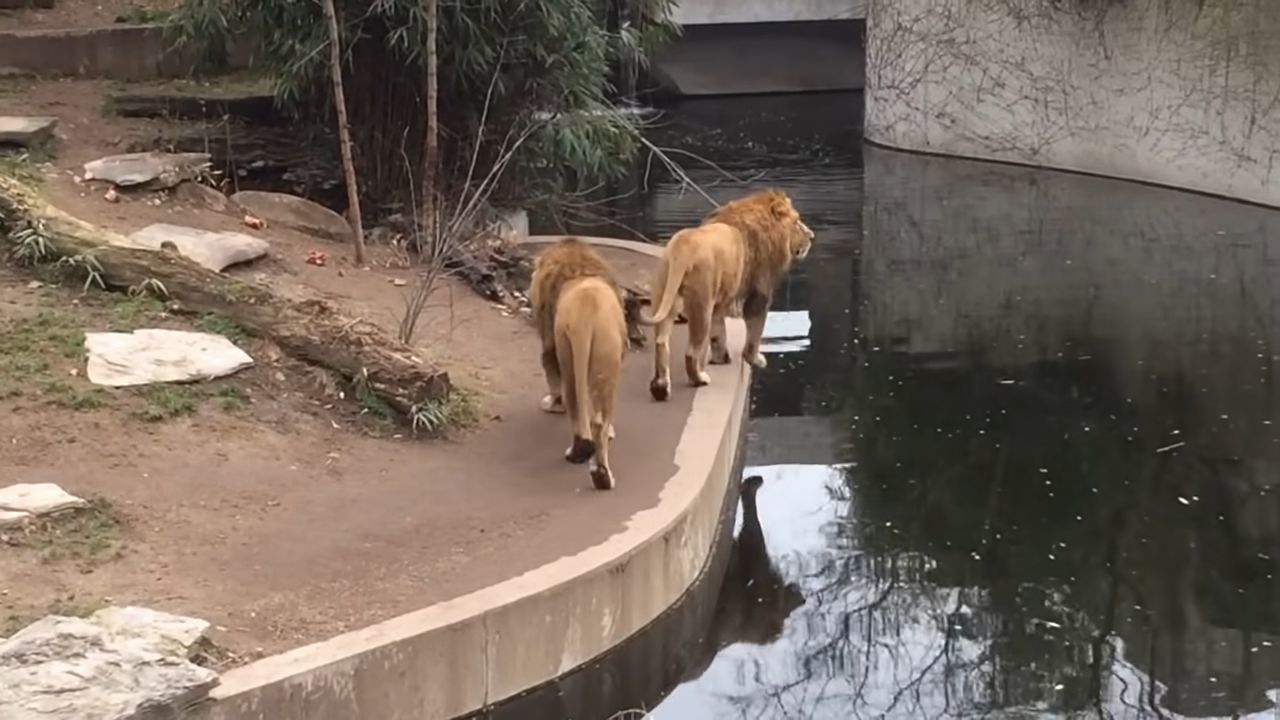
[0, 175, 450, 417]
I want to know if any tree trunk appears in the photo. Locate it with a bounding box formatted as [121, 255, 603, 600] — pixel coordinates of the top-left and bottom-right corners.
[419, 0, 440, 253]
[322, 0, 368, 266]
[0, 177, 450, 417]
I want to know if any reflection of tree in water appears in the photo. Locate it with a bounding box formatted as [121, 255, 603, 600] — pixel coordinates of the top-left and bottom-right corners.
[721, 349, 1280, 718]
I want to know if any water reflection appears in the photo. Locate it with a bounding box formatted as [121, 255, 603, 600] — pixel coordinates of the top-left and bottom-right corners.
[644, 95, 1280, 719]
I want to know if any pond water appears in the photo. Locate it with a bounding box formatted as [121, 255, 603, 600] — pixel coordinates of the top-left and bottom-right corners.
[612, 91, 1280, 719]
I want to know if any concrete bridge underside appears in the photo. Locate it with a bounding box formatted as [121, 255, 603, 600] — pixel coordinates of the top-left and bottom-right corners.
[652, 19, 864, 97]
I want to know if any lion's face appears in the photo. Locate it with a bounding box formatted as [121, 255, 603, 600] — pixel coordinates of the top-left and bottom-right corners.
[769, 193, 814, 261]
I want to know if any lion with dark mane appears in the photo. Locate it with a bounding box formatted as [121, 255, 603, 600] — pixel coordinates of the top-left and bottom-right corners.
[528, 238, 627, 490]
[640, 188, 814, 400]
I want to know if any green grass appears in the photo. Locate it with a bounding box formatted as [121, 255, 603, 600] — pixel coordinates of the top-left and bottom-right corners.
[44, 381, 109, 410]
[136, 385, 198, 421]
[2, 595, 106, 638]
[196, 313, 248, 344]
[216, 384, 247, 411]
[11, 498, 126, 572]
[0, 312, 85, 380]
[0, 148, 48, 185]
[107, 295, 166, 331]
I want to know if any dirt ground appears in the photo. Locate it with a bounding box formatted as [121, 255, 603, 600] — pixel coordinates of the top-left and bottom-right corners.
[0, 78, 701, 662]
[0, 0, 178, 32]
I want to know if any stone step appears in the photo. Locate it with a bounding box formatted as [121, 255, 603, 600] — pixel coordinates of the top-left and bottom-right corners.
[0, 116, 57, 146]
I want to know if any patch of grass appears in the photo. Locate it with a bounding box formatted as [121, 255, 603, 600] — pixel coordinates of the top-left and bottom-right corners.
[9, 498, 126, 572]
[0, 148, 46, 185]
[1, 595, 106, 638]
[411, 388, 480, 436]
[0, 311, 84, 382]
[136, 385, 198, 421]
[115, 6, 171, 24]
[108, 294, 166, 330]
[196, 313, 248, 344]
[44, 381, 110, 410]
[216, 384, 247, 411]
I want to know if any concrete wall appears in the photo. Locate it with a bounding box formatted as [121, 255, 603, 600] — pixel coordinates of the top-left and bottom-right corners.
[672, 0, 864, 25]
[865, 0, 1280, 208]
[189, 239, 753, 720]
[0, 25, 253, 81]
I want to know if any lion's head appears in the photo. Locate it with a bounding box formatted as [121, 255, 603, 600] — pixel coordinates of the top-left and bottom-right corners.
[705, 189, 814, 263]
[763, 189, 814, 261]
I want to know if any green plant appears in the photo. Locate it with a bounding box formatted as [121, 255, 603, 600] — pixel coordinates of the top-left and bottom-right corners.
[410, 388, 478, 436]
[54, 253, 106, 292]
[171, 0, 679, 205]
[44, 381, 109, 410]
[7, 225, 55, 266]
[137, 385, 198, 421]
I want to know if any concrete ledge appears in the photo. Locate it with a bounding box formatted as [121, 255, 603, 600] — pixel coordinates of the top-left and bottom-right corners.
[0, 24, 252, 80]
[190, 236, 752, 720]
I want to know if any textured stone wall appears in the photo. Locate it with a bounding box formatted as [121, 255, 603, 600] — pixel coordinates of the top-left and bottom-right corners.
[865, 0, 1280, 207]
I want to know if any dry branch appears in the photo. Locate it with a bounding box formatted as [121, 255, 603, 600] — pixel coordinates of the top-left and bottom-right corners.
[0, 176, 450, 416]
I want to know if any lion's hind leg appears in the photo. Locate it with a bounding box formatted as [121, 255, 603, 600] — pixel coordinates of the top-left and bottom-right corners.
[683, 295, 714, 387]
[709, 303, 731, 365]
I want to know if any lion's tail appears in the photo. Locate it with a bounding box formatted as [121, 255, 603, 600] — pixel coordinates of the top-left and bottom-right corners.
[640, 247, 689, 326]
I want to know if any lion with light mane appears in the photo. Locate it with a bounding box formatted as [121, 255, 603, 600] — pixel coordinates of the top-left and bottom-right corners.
[529, 237, 627, 490]
[640, 188, 814, 400]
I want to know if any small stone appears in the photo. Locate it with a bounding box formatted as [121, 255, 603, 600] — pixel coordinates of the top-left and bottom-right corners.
[103, 188, 120, 203]
[82, 151, 211, 189]
[242, 214, 265, 230]
[25, 280, 43, 289]
[0, 116, 57, 147]
[0, 483, 86, 516]
[230, 190, 352, 242]
[391, 278, 407, 287]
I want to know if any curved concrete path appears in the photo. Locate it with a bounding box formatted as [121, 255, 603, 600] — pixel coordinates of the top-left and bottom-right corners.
[191, 236, 752, 720]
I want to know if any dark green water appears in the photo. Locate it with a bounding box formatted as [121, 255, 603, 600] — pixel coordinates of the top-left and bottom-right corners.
[623, 92, 1280, 719]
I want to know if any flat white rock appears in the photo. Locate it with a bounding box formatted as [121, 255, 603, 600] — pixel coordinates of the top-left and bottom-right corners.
[0, 606, 218, 720]
[127, 223, 269, 272]
[0, 116, 57, 146]
[85, 329, 254, 387]
[82, 151, 211, 189]
[0, 509, 31, 528]
[0, 483, 86, 516]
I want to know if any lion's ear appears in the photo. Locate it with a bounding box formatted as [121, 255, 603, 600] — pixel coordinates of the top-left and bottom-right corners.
[769, 194, 792, 219]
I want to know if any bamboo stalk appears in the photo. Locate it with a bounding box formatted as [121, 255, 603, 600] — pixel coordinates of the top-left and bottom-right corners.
[322, 0, 368, 266]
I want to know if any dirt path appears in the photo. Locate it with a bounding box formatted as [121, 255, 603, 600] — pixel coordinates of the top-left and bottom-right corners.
[0, 78, 702, 661]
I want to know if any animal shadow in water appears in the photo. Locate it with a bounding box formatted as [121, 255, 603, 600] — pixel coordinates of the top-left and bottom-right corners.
[683, 474, 806, 683]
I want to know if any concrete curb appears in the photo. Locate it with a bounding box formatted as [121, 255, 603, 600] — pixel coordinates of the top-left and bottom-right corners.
[191, 236, 752, 720]
[0, 24, 253, 81]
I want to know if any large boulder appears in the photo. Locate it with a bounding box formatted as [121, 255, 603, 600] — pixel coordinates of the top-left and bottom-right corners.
[0, 606, 218, 720]
[230, 190, 352, 242]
